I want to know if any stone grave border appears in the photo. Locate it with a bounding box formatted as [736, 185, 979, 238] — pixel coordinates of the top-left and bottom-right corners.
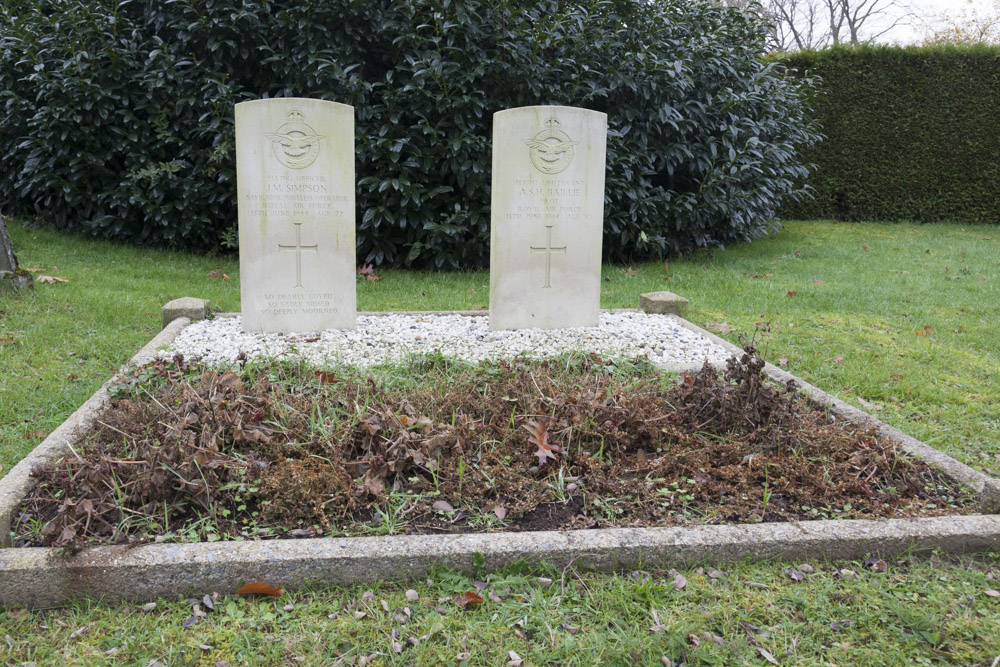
[2, 301, 998, 608]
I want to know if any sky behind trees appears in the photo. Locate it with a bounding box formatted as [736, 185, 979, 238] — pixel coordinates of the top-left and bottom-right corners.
[883, 0, 996, 42]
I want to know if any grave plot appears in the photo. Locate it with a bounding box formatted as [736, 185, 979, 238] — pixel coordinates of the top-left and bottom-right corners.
[2, 308, 999, 608]
[11, 341, 977, 549]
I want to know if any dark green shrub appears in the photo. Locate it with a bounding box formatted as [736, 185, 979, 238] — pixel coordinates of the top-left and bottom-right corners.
[780, 45, 1000, 224]
[0, 0, 819, 266]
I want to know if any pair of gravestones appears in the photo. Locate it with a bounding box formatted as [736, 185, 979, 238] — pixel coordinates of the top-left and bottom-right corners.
[236, 98, 606, 334]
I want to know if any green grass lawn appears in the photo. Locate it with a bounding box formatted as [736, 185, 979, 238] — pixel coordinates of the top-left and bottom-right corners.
[2, 217, 1000, 664]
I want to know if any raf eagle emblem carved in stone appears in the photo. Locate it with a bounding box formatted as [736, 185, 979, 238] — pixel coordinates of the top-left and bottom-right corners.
[266, 110, 325, 169]
[525, 115, 579, 175]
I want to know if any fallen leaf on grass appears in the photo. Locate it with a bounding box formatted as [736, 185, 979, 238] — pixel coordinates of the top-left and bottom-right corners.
[830, 619, 852, 632]
[493, 505, 507, 520]
[914, 326, 932, 337]
[456, 652, 471, 661]
[405, 589, 420, 602]
[865, 557, 888, 572]
[68, 625, 90, 640]
[357, 264, 383, 281]
[623, 267, 640, 276]
[777, 358, 789, 367]
[786, 291, 797, 297]
[857, 397, 883, 412]
[985, 589, 1000, 598]
[314, 370, 338, 384]
[784, 568, 805, 582]
[813, 279, 824, 285]
[758, 647, 780, 664]
[705, 322, 735, 334]
[432, 500, 455, 513]
[454, 591, 483, 607]
[182, 615, 198, 628]
[670, 571, 687, 590]
[37, 275, 68, 284]
[524, 420, 561, 466]
[207, 270, 229, 280]
[507, 651, 524, 666]
[236, 581, 284, 597]
[862, 245, 870, 253]
[832, 355, 844, 365]
[21, 267, 44, 273]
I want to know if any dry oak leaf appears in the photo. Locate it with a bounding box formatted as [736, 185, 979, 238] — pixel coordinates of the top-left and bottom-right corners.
[524, 420, 561, 466]
[314, 370, 338, 384]
[37, 275, 68, 284]
[454, 591, 483, 607]
[786, 290, 797, 298]
[207, 270, 229, 280]
[236, 581, 284, 597]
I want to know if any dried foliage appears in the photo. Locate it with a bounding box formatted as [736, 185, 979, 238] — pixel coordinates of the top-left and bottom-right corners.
[15, 349, 971, 549]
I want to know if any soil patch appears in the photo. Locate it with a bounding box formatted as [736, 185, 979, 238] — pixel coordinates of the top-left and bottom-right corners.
[13, 347, 974, 549]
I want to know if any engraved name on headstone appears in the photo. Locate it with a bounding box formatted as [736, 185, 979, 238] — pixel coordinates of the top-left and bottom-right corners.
[489, 106, 607, 330]
[235, 98, 356, 332]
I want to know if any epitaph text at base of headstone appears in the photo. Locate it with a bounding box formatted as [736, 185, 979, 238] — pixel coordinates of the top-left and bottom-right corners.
[236, 98, 356, 333]
[489, 106, 607, 330]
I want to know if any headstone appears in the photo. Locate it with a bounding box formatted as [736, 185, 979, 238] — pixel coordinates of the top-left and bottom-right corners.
[489, 106, 607, 330]
[235, 98, 356, 333]
[0, 214, 33, 291]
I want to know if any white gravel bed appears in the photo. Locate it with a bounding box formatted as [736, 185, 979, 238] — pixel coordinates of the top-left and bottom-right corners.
[161, 312, 733, 370]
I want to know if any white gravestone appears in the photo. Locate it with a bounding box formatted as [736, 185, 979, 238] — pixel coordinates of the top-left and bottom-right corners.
[489, 106, 607, 330]
[235, 98, 356, 333]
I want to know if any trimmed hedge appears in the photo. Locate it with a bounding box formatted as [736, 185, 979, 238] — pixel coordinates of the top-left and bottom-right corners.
[0, 0, 819, 266]
[780, 45, 1000, 224]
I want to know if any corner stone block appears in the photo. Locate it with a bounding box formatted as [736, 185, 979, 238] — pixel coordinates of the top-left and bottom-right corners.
[162, 297, 210, 329]
[639, 291, 689, 317]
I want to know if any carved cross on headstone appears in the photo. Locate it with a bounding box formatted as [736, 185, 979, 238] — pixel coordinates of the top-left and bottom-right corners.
[529, 225, 566, 289]
[278, 222, 318, 289]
